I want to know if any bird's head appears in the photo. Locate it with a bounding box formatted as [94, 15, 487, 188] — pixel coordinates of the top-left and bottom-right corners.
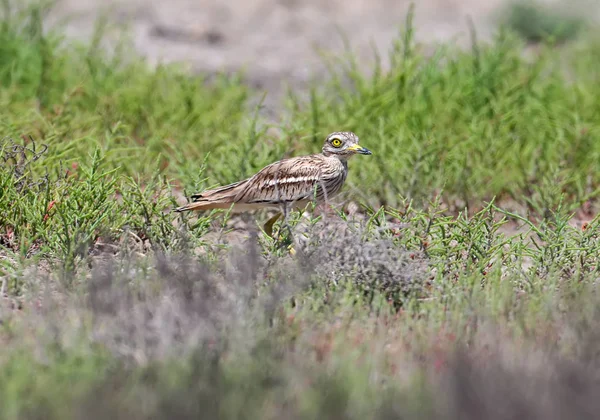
[321, 131, 372, 159]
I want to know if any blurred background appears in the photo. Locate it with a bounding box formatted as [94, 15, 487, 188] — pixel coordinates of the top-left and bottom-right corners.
[46, 0, 597, 109]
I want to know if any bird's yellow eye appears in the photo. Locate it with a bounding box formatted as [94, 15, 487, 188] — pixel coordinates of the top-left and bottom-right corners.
[331, 138, 343, 147]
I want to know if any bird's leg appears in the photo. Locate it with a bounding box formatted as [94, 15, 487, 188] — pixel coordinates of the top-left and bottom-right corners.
[263, 212, 282, 238]
[263, 207, 297, 257]
[281, 204, 297, 256]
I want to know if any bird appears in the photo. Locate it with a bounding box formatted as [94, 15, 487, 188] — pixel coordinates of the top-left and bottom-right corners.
[174, 131, 372, 237]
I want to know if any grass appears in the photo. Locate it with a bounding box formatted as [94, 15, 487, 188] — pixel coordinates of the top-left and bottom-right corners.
[285, 24, 600, 209]
[2, 1, 600, 418]
[499, 0, 586, 44]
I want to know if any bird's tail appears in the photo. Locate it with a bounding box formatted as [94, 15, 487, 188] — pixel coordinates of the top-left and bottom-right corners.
[174, 180, 247, 212]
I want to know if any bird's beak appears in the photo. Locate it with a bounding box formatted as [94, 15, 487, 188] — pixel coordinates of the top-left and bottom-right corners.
[347, 144, 372, 155]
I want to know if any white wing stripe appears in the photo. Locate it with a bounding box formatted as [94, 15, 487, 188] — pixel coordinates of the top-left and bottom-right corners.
[265, 176, 321, 187]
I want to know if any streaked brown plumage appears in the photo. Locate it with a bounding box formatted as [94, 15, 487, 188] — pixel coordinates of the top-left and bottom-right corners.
[174, 131, 372, 235]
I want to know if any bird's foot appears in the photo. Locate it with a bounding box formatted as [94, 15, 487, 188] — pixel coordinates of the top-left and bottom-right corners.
[288, 245, 297, 256]
[273, 232, 295, 255]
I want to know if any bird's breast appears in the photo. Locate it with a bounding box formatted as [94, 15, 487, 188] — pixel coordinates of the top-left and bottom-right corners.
[316, 159, 348, 200]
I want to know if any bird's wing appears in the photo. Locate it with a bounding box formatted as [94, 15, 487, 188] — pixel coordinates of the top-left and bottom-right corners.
[190, 179, 247, 202]
[233, 155, 326, 205]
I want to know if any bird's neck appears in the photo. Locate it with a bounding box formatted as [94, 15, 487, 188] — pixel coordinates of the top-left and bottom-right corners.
[321, 153, 349, 171]
[321, 151, 347, 162]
